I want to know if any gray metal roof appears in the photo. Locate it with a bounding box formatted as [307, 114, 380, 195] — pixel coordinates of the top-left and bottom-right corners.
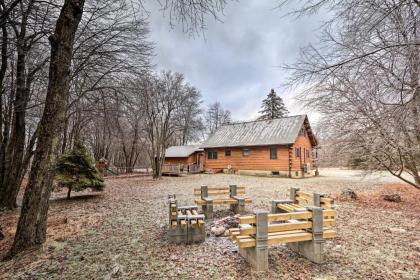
[202, 115, 308, 148]
[165, 145, 203, 158]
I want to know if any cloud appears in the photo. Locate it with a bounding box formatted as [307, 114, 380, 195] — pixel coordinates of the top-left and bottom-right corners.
[145, 1, 329, 123]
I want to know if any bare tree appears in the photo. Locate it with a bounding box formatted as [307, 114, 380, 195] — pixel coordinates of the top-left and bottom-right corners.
[8, 0, 86, 257]
[0, 0, 54, 209]
[172, 84, 204, 145]
[114, 88, 148, 173]
[205, 101, 231, 135]
[61, 0, 153, 154]
[138, 71, 190, 178]
[159, 0, 228, 34]
[7, 0, 231, 257]
[281, 0, 420, 188]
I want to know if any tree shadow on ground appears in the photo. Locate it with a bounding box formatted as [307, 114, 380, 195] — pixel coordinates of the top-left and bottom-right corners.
[49, 193, 104, 205]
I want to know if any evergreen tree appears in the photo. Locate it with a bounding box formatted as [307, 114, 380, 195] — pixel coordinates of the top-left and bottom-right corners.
[258, 89, 289, 120]
[55, 141, 105, 199]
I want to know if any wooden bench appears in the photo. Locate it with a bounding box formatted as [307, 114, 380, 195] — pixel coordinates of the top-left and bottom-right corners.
[194, 185, 252, 219]
[271, 187, 335, 214]
[229, 207, 337, 271]
[168, 194, 205, 244]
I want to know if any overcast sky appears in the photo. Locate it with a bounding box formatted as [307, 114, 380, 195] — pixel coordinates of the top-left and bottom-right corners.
[146, 1, 328, 122]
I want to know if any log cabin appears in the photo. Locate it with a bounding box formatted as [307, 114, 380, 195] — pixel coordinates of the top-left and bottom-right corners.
[164, 145, 204, 173]
[201, 115, 318, 177]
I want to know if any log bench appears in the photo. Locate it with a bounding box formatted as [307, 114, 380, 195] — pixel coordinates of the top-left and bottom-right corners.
[194, 185, 252, 219]
[271, 187, 335, 214]
[229, 207, 337, 271]
[168, 195, 205, 244]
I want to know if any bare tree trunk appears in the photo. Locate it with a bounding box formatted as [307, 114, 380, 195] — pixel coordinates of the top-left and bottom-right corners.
[153, 156, 161, 178]
[8, 0, 85, 257]
[0, 2, 32, 209]
[67, 186, 72, 199]
[0, 16, 9, 209]
[405, 161, 420, 189]
[0, 18, 7, 125]
[126, 122, 140, 173]
[61, 116, 69, 154]
[0, 96, 12, 200]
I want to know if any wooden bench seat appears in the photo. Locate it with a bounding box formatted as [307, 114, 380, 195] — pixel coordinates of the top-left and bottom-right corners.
[229, 208, 337, 271]
[195, 197, 252, 206]
[236, 229, 337, 248]
[194, 185, 252, 218]
[272, 187, 335, 214]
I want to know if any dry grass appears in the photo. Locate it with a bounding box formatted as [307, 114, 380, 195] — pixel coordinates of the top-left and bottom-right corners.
[0, 170, 419, 279]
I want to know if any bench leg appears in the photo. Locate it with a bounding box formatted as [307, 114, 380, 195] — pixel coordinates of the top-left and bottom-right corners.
[271, 200, 278, 214]
[287, 240, 324, 264]
[239, 245, 268, 271]
[231, 197, 245, 214]
[288, 206, 324, 263]
[203, 202, 213, 219]
[187, 223, 205, 244]
[239, 210, 269, 271]
[168, 225, 188, 244]
[290, 187, 299, 204]
[236, 199, 245, 215]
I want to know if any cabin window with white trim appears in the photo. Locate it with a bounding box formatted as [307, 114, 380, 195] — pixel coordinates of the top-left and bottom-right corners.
[208, 150, 218, 160]
[242, 148, 250, 157]
[270, 147, 277, 160]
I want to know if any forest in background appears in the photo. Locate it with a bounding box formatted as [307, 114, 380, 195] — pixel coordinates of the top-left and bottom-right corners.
[0, 0, 238, 208]
[0, 0, 418, 259]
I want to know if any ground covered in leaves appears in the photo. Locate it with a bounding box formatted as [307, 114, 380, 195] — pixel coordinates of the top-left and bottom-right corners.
[0, 169, 419, 279]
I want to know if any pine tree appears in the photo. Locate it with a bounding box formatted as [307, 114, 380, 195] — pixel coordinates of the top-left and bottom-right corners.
[55, 141, 105, 199]
[258, 89, 289, 120]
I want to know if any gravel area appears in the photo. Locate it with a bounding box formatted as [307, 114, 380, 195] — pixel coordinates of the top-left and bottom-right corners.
[0, 168, 419, 279]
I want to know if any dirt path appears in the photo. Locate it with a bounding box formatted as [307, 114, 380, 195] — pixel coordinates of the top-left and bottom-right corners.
[0, 169, 419, 279]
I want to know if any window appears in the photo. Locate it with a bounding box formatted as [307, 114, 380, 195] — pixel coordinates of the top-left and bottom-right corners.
[295, 147, 301, 158]
[208, 150, 218, 160]
[225, 148, 231, 156]
[306, 149, 310, 159]
[242, 148, 250, 157]
[270, 147, 277, 160]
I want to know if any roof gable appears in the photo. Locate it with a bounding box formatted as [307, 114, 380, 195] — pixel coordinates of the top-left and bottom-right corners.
[299, 116, 318, 147]
[202, 115, 317, 148]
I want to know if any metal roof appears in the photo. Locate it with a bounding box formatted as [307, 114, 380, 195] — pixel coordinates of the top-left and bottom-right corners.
[165, 145, 203, 158]
[201, 115, 310, 148]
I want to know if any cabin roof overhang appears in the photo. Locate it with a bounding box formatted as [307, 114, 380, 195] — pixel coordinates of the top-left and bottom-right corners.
[202, 143, 294, 149]
[165, 145, 203, 158]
